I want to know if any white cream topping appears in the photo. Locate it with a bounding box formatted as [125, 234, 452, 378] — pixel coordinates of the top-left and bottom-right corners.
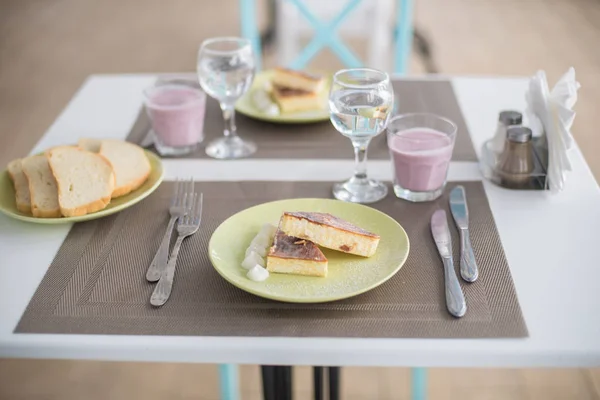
[242, 223, 277, 279]
[242, 251, 264, 270]
[247, 264, 269, 282]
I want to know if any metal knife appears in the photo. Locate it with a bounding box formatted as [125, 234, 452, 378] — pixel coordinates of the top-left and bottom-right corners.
[449, 185, 479, 282]
[431, 209, 467, 318]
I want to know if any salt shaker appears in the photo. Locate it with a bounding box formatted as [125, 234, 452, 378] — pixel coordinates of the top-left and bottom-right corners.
[497, 126, 534, 187]
[490, 111, 523, 154]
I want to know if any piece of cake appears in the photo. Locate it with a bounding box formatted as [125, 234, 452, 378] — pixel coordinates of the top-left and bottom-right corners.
[279, 212, 380, 257]
[271, 68, 325, 93]
[270, 85, 324, 114]
[7, 159, 31, 214]
[266, 229, 328, 277]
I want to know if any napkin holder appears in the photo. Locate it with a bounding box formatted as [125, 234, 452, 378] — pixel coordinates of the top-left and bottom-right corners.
[480, 68, 579, 191]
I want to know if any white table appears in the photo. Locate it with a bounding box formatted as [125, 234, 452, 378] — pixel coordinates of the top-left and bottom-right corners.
[1, 74, 600, 370]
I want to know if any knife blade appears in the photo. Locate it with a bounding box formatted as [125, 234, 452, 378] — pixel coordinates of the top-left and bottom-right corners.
[431, 209, 467, 318]
[449, 185, 479, 282]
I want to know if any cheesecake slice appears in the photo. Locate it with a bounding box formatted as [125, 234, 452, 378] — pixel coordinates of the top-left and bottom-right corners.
[279, 212, 380, 257]
[270, 85, 324, 114]
[266, 229, 328, 277]
[271, 68, 325, 93]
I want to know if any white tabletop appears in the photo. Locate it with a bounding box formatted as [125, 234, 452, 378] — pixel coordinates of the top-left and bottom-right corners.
[1, 74, 599, 368]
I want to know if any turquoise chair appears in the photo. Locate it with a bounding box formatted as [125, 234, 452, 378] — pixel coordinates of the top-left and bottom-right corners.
[239, 0, 414, 73]
[219, 2, 422, 399]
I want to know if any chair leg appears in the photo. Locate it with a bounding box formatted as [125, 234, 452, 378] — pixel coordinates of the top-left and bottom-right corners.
[394, 0, 414, 74]
[239, 0, 262, 70]
[219, 364, 239, 400]
[328, 367, 340, 400]
[411, 367, 427, 400]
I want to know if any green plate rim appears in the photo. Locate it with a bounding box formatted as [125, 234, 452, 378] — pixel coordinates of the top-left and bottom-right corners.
[0, 150, 164, 224]
[235, 69, 332, 124]
[208, 198, 410, 303]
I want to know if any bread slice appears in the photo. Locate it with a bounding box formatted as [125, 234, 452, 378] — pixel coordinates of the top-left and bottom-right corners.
[20, 155, 61, 218]
[98, 140, 151, 198]
[7, 159, 32, 213]
[47, 146, 115, 217]
[78, 138, 102, 153]
[279, 212, 380, 257]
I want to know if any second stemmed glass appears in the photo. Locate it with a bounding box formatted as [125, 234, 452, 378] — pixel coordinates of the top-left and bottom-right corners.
[197, 37, 256, 159]
[329, 68, 394, 203]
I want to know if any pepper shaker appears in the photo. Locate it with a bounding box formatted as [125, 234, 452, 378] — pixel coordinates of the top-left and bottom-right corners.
[490, 111, 523, 154]
[497, 126, 534, 188]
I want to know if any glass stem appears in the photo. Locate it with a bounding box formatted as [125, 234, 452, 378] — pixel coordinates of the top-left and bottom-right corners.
[221, 104, 237, 139]
[352, 139, 370, 181]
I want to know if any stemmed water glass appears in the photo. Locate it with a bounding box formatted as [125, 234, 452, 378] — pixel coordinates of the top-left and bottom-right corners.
[329, 68, 394, 203]
[197, 37, 256, 159]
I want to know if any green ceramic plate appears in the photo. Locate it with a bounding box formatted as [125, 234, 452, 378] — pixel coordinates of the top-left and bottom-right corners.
[209, 198, 410, 303]
[235, 69, 331, 123]
[0, 150, 164, 224]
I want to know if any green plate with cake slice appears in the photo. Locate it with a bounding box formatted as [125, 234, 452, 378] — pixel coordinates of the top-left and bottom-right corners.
[208, 198, 410, 303]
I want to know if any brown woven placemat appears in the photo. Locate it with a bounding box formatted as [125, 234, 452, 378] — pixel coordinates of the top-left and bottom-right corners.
[15, 181, 526, 338]
[127, 79, 477, 162]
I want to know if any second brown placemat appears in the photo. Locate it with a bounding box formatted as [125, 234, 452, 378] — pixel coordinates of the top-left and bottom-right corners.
[128, 79, 477, 162]
[16, 181, 526, 338]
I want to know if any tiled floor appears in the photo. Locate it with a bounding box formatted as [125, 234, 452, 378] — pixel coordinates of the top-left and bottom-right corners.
[1, 0, 600, 398]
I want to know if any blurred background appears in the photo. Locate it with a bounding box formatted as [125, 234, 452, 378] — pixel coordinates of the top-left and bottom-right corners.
[1, 0, 599, 398]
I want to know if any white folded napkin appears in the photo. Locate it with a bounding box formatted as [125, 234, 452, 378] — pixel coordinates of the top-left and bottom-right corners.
[525, 67, 580, 193]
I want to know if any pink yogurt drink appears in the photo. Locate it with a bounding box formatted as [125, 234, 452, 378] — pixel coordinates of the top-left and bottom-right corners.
[387, 114, 457, 202]
[144, 84, 206, 155]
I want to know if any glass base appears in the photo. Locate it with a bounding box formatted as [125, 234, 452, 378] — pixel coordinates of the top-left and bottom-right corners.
[393, 183, 445, 202]
[205, 136, 256, 159]
[333, 177, 388, 204]
[154, 141, 199, 157]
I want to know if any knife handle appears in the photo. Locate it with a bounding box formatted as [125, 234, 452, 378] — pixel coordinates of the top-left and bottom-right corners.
[459, 229, 479, 283]
[442, 257, 467, 318]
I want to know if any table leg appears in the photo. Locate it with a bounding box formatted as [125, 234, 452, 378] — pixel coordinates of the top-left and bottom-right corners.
[328, 367, 340, 400]
[261, 366, 276, 400]
[313, 367, 324, 400]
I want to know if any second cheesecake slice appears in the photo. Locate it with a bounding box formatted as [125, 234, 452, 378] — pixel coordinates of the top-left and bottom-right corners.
[279, 212, 380, 257]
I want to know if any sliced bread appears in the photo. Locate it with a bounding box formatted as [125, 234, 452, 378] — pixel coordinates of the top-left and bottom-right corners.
[7, 159, 32, 214]
[20, 155, 61, 218]
[47, 146, 115, 217]
[98, 139, 151, 198]
[78, 138, 102, 153]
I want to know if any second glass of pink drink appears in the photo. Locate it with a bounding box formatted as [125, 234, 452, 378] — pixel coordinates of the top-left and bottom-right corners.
[387, 113, 457, 202]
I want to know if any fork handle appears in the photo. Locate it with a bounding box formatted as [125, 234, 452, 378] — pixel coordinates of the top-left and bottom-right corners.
[146, 216, 177, 282]
[150, 236, 185, 307]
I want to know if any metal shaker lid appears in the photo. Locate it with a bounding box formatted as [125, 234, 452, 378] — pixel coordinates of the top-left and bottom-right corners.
[506, 126, 532, 143]
[499, 110, 523, 126]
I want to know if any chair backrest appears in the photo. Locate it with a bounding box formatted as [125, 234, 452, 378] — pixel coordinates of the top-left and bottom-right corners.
[239, 0, 413, 74]
[275, 0, 395, 71]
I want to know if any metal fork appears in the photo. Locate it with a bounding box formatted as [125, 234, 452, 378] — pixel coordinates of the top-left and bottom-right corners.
[150, 192, 203, 307]
[146, 178, 194, 282]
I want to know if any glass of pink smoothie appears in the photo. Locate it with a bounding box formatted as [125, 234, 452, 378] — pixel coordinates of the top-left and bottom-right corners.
[143, 83, 206, 156]
[387, 113, 457, 202]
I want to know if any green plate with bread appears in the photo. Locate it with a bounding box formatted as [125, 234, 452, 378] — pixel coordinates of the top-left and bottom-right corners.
[0, 140, 164, 224]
